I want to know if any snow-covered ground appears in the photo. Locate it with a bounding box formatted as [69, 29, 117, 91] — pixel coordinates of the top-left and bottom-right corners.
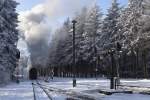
[0, 81, 33, 100]
[0, 78, 150, 100]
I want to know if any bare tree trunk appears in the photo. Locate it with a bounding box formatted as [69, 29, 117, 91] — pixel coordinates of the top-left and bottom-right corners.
[135, 49, 139, 78]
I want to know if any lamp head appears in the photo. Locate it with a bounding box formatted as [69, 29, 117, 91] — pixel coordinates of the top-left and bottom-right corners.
[72, 20, 77, 24]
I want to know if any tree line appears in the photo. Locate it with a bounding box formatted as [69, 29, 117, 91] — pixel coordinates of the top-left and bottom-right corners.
[48, 0, 150, 78]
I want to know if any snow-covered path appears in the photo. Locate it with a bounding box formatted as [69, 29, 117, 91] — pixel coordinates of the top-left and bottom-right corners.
[0, 78, 150, 100]
[0, 81, 33, 100]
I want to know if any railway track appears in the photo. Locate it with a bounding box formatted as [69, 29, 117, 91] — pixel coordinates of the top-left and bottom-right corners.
[118, 84, 150, 95]
[32, 83, 37, 100]
[32, 81, 53, 100]
[33, 80, 150, 99]
[118, 84, 150, 89]
[36, 81, 96, 100]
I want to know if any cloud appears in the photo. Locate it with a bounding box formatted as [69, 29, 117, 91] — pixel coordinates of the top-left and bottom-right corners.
[18, 0, 96, 47]
[18, 0, 95, 67]
[18, 4, 50, 42]
[18, 3, 51, 67]
[19, 0, 95, 32]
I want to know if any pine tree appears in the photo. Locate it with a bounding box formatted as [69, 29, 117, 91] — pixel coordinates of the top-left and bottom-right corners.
[101, 0, 121, 50]
[0, 0, 19, 83]
[118, 0, 143, 49]
[117, 0, 144, 77]
[49, 18, 72, 66]
[58, 18, 72, 65]
[83, 4, 103, 63]
[74, 7, 87, 64]
[140, 0, 150, 38]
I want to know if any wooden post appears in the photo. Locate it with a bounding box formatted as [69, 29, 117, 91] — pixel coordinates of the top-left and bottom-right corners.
[143, 50, 148, 78]
[72, 20, 77, 87]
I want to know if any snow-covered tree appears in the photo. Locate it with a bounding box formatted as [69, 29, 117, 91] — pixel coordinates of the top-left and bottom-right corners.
[69, 7, 88, 65]
[0, 0, 20, 83]
[140, 0, 150, 38]
[116, 0, 150, 78]
[83, 4, 103, 63]
[48, 4, 103, 77]
[100, 0, 121, 50]
[48, 0, 150, 78]
[49, 18, 72, 66]
[118, 0, 143, 49]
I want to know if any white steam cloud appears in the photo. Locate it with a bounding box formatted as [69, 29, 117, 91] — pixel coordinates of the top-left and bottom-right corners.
[18, 0, 95, 67]
[18, 0, 95, 34]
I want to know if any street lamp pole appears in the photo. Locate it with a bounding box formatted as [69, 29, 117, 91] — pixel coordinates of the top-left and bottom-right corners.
[72, 20, 77, 87]
[116, 42, 122, 85]
[108, 49, 115, 89]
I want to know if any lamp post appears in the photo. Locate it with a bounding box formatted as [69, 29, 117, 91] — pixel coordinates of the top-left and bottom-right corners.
[108, 49, 115, 89]
[72, 20, 77, 87]
[116, 42, 122, 86]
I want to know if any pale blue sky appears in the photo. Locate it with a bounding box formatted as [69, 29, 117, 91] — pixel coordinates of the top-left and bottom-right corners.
[17, 0, 128, 13]
[17, 0, 43, 11]
[17, 0, 128, 32]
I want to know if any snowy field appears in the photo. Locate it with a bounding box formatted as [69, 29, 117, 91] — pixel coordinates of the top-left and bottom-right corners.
[0, 78, 150, 100]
